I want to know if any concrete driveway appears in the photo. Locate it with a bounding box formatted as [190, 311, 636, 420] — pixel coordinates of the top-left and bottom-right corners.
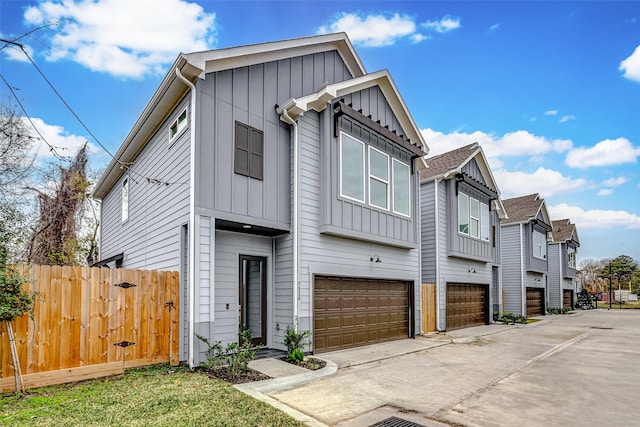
[252, 310, 640, 426]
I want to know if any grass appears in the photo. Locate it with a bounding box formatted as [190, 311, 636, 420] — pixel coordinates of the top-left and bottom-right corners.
[594, 300, 640, 309]
[0, 365, 304, 427]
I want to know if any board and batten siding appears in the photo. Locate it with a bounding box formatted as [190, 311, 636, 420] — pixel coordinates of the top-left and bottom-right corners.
[99, 96, 191, 272]
[501, 224, 525, 315]
[195, 51, 352, 230]
[297, 110, 421, 344]
[547, 243, 562, 308]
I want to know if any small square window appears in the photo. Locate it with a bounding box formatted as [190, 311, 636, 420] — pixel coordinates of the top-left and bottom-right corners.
[235, 121, 263, 180]
[121, 176, 129, 223]
[170, 109, 187, 141]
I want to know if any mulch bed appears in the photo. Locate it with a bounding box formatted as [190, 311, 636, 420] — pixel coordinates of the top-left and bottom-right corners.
[280, 356, 326, 370]
[196, 366, 271, 385]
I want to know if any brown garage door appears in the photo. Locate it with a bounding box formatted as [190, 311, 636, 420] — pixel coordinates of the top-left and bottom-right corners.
[314, 276, 410, 353]
[526, 287, 545, 317]
[563, 290, 574, 308]
[446, 284, 488, 331]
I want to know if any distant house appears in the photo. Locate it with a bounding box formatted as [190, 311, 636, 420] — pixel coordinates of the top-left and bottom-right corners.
[92, 33, 428, 366]
[501, 194, 553, 317]
[420, 143, 506, 331]
[548, 219, 580, 308]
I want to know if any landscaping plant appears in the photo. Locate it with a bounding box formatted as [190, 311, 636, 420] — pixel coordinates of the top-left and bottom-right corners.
[195, 329, 262, 378]
[283, 326, 310, 364]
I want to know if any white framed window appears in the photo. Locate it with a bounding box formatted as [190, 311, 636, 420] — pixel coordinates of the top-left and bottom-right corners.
[340, 133, 365, 202]
[392, 159, 410, 216]
[169, 109, 187, 141]
[369, 146, 389, 210]
[568, 248, 576, 268]
[458, 192, 490, 241]
[121, 176, 129, 223]
[533, 229, 547, 259]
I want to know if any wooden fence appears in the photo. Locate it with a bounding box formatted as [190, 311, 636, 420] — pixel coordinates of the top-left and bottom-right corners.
[421, 283, 437, 333]
[0, 265, 179, 393]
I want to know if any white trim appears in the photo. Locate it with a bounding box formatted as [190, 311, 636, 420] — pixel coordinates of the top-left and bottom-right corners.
[169, 108, 188, 143]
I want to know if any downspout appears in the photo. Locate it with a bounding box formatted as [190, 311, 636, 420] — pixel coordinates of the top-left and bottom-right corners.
[434, 179, 441, 331]
[279, 108, 299, 330]
[520, 224, 526, 316]
[175, 67, 197, 368]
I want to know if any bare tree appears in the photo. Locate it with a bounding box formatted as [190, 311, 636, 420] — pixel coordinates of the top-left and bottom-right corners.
[577, 259, 607, 294]
[0, 99, 35, 200]
[28, 144, 89, 265]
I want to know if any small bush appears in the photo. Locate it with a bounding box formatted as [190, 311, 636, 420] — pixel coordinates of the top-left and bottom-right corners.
[195, 329, 262, 377]
[547, 306, 571, 315]
[283, 326, 310, 364]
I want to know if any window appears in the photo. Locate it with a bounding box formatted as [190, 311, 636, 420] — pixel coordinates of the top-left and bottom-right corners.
[369, 147, 389, 209]
[340, 133, 365, 202]
[533, 229, 547, 259]
[170, 109, 187, 141]
[339, 132, 411, 216]
[121, 176, 129, 223]
[392, 159, 410, 216]
[234, 121, 263, 180]
[568, 249, 576, 268]
[458, 192, 490, 241]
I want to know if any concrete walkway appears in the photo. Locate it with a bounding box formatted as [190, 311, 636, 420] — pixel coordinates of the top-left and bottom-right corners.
[236, 322, 524, 426]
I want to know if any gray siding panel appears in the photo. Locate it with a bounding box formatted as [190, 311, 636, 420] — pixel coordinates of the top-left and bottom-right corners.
[197, 51, 352, 229]
[297, 111, 421, 346]
[99, 96, 191, 271]
[501, 224, 524, 315]
[420, 181, 436, 284]
[548, 243, 561, 307]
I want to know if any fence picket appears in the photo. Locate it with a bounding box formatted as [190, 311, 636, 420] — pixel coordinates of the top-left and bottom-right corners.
[0, 264, 179, 393]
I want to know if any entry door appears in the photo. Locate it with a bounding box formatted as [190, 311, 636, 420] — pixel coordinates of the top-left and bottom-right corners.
[239, 255, 267, 346]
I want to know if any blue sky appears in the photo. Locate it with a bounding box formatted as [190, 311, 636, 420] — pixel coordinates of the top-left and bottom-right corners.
[1, 0, 639, 264]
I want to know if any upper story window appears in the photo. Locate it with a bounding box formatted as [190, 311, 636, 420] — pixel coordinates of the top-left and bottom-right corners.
[170, 109, 187, 141]
[234, 121, 263, 180]
[532, 228, 547, 259]
[458, 193, 489, 241]
[568, 248, 576, 268]
[121, 176, 129, 223]
[340, 132, 411, 216]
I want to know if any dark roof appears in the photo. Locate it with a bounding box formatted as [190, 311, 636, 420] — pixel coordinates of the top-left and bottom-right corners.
[419, 142, 478, 181]
[551, 219, 576, 243]
[502, 193, 544, 224]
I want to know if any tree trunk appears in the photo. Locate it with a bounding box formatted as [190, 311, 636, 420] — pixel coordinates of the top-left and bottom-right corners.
[5, 320, 24, 393]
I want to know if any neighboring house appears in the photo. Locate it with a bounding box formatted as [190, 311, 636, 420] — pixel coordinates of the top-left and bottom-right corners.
[501, 194, 553, 317]
[420, 142, 507, 331]
[92, 33, 428, 366]
[548, 219, 580, 308]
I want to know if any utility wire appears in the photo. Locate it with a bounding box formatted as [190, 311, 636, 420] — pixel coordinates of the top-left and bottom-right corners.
[1, 36, 188, 187]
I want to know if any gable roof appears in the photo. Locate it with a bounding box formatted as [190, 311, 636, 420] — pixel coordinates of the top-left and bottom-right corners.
[551, 219, 580, 246]
[276, 69, 427, 153]
[419, 142, 506, 218]
[502, 193, 552, 227]
[93, 33, 365, 199]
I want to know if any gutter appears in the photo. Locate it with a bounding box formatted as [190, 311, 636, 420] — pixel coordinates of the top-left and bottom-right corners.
[520, 224, 526, 316]
[175, 67, 197, 368]
[277, 103, 300, 330]
[434, 179, 442, 332]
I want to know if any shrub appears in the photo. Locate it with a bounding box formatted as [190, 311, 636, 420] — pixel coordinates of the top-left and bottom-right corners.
[195, 329, 262, 377]
[547, 306, 571, 315]
[283, 326, 310, 364]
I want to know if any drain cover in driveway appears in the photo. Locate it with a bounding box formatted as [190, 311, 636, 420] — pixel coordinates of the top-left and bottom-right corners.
[369, 417, 426, 427]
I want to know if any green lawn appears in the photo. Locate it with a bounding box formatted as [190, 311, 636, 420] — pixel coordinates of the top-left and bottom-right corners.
[594, 300, 640, 309]
[0, 365, 303, 427]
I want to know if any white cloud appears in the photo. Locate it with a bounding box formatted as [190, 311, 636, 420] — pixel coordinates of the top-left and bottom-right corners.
[559, 115, 575, 123]
[23, 0, 216, 78]
[544, 110, 559, 116]
[488, 23, 501, 32]
[421, 128, 572, 160]
[549, 203, 640, 230]
[318, 12, 417, 47]
[602, 176, 628, 187]
[565, 137, 640, 168]
[422, 16, 461, 33]
[494, 167, 588, 199]
[25, 117, 100, 162]
[620, 44, 640, 83]
[597, 189, 613, 196]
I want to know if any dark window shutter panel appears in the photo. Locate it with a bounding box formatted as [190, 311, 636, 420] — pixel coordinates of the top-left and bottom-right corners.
[250, 128, 264, 180]
[235, 122, 250, 176]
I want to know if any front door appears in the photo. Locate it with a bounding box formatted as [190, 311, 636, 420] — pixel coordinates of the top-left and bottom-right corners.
[239, 255, 267, 346]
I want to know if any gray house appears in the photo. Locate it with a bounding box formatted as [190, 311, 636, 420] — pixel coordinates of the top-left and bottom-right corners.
[501, 194, 553, 317]
[92, 33, 428, 366]
[548, 219, 580, 309]
[420, 143, 506, 331]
